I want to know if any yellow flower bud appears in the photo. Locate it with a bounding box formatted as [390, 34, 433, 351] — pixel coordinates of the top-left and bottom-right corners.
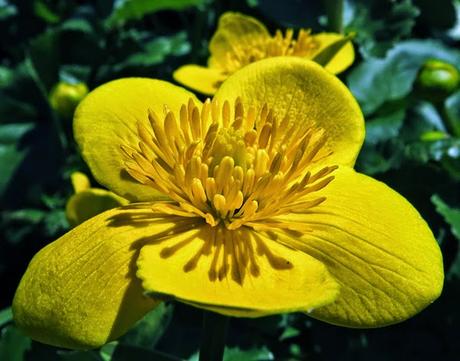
[49, 82, 89, 118]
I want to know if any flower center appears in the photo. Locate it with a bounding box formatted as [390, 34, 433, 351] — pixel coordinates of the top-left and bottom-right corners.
[210, 128, 247, 170]
[122, 97, 336, 232]
[217, 29, 320, 74]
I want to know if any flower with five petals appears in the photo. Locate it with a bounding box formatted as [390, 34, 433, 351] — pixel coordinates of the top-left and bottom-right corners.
[13, 58, 443, 350]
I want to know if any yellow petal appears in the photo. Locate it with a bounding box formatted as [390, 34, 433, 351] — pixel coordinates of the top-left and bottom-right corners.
[173, 65, 227, 96]
[70, 171, 91, 193]
[65, 188, 129, 227]
[275, 167, 443, 327]
[13, 205, 166, 349]
[74, 78, 200, 202]
[137, 224, 339, 317]
[311, 33, 355, 74]
[209, 12, 270, 70]
[214, 57, 365, 167]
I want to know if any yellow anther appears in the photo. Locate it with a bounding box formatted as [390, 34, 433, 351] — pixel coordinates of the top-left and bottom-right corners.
[213, 194, 227, 218]
[191, 178, 207, 204]
[123, 97, 335, 230]
[254, 149, 269, 178]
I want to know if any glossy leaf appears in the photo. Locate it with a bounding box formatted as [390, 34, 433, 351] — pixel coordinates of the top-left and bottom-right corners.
[345, 0, 420, 58]
[0, 326, 31, 361]
[432, 195, 460, 240]
[0, 123, 35, 199]
[107, 0, 205, 27]
[348, 40, 460, 115]
[445, 91, 460, 136]
[120, 303, 173, 348]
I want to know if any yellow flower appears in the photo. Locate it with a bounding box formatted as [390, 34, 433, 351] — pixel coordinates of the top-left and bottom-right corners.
[173, 12, 355, 95]
[13, 58, 442, 350]
[65, 171, 129, 227]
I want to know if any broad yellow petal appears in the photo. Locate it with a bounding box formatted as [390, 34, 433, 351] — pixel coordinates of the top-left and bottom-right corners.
[311, 33, 355, 74]
[214, 57, 365, 167]
[137, 224, 339, 317]
[74, 78, 200, 202]
[275, 167, 443, 327]
[70, 171, 90, 193]
[209, 12, 270, 70]
[173, 65, 227, 96]
[12, 205, 169, 349]
[65, 188, 129, 227]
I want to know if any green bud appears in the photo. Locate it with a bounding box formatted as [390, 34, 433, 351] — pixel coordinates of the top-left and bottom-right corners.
[416, 59, 460, 103]
[49, 81, 89, 118]
[420, 130, 449, 142]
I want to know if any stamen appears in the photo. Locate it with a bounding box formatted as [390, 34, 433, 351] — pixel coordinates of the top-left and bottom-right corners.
[217, 28, 320, 74]
[121, 97, 338, 284]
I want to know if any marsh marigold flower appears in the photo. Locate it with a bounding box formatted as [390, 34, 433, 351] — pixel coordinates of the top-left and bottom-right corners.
[174, 12, 355, 95]
[13, 58, 443, 350]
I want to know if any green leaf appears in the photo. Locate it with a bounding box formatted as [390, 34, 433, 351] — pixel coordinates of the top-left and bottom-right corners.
[348, 40, 460, 115]
[365, 102, 406, 145]
[0, 66, 14, 87]
[345, 0, 420, 58]
[189, 346, 274, 361]
[355, 140, 404, 175]
[432, 195, 460, 240]
[0, 325, 31, 361]
[120, 303, 173, 348]
[0, 307, 12, 328]
[100, 342, 118, 361]
[404, 137, 460, 164]
[0, 123, 35, 199]
[106, 0, 205, 27]
[34, 0, 60, 24]
[447, 1, 460, 40]
[413, 101, 447, 132]
[43, 209, 68, 237]
[445, 90, 460, 136]
[27, 29, 60, 93]
[279, 327, 300, 341]
[223, 347, 274, 361]
[2, 209, 45, 224]
[113, 32, 190, 71]
[0, 62, 46, 118]
[60, 18, 94, 34]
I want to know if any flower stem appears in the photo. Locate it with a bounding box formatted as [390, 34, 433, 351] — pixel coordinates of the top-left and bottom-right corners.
[198, 311, 229, 361]
[323, 0, 344, 33]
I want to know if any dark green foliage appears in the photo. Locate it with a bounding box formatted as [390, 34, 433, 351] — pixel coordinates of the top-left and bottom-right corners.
[345, 0, 420, 58]
[1, 0, 460, 360]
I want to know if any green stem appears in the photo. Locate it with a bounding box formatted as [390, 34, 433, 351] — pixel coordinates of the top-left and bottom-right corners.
[435, 102, 460, 137]
[25, 57, 69, 153]
[323, 0, 344, 33]
[198, 311, 229, 361]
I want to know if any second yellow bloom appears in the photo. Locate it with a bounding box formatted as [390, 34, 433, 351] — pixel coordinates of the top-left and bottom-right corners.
[174, 12, 355, 95]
